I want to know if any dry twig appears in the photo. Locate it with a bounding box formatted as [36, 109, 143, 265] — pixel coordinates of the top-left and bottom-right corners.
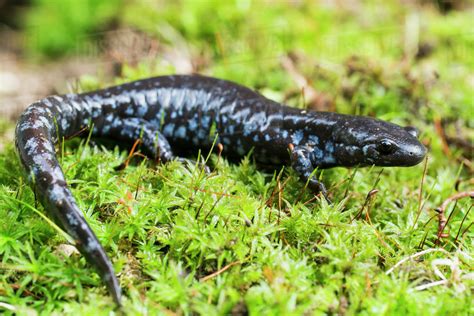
[435, 190, 474, 243]
[200, 260, 241, 282]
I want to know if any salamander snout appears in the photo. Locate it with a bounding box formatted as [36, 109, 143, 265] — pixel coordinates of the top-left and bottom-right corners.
[397, 126, 426, 165]
[398, 140, 427, 166]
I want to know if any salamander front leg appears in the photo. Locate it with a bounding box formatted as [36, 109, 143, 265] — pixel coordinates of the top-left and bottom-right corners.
[290, 145, 331, 203]
[100, 118, 174, 162]
[102, 118, 209, 172]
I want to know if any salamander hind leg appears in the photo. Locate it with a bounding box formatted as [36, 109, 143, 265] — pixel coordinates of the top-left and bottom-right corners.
[290, 145, 331, 203]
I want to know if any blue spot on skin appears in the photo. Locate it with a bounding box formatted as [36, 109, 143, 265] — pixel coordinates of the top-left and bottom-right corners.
[201, 116, 211, 127]
[264, 134, 271, 141]
[291, 130, 304, 145]
[197, 129, 207, 139]
[156, 88, 171, 108]
[281, 130, 289, 138]
[163, 123, 175, 136]
[325, 142, 334, 153]
[234, 108, 250, 119]
[137, 107, 147, 118]
[243, 126, 252, 137]
[308, 135, 319, 145]
[314, 148, 324, 160]
[253, 135, 259, 142]
[175, 126, 186, 138]
[188, 119, 198, 131]
[145, 90, 158, 105]
[363, 145, 370, 156]
[228, 125, 235, 134]
[149, 118, 160, 128]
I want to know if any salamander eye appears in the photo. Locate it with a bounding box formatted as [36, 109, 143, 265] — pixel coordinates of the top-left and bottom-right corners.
[377, 140, 397, 155]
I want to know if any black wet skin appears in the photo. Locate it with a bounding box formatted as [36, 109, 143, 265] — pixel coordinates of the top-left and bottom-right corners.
[15, 75, 427, 306]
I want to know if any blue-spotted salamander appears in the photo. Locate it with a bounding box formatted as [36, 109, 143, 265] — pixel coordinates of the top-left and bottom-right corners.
[15, 75, 426, 306]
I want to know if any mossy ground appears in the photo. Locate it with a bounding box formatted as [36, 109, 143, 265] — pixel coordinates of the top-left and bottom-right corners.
[0, 1, 472, 315]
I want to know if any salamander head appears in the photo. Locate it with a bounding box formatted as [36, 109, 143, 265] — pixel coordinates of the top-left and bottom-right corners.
[330, 117, 427, 167]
